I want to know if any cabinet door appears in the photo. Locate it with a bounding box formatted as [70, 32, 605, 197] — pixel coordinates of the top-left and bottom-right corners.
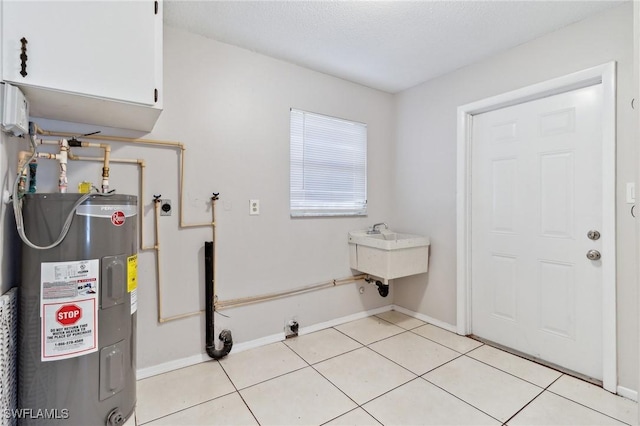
[2, 1, 158, 106]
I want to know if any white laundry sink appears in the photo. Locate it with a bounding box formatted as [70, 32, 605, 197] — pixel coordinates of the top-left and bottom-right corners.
[348, 230, 430, 283]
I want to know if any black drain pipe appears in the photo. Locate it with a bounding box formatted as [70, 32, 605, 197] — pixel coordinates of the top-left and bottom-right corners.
[205, 241, 233, 359]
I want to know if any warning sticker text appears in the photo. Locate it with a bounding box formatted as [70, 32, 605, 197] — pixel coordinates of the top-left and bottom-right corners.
[40, 259, 99, 361]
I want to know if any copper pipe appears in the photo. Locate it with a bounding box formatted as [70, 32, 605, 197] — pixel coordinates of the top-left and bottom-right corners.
[179, 149, 214, 228]
[154, 197, 206, 323]
[65, 154, 150, 250]
[158, 310, 204, 323]
[215, 274, 367, 310]
[69, 155, 139, 164]
[34, 124, 184, 149]
[35, 125, 212, 229]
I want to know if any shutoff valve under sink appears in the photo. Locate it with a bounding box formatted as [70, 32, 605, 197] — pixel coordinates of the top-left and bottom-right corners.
[348, 227, 430, 284]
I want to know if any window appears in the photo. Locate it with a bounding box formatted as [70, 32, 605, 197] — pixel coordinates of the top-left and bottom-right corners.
[290, 109, 367, 217]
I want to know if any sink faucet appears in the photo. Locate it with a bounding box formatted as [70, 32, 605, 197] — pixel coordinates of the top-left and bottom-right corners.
[367, 222, 388, 234]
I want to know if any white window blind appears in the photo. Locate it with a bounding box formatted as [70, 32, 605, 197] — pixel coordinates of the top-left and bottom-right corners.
[290, 109, 367, 217]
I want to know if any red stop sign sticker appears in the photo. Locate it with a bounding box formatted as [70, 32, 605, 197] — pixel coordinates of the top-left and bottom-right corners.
[111, 211, 125, 226]
[56, 304, 82, 326]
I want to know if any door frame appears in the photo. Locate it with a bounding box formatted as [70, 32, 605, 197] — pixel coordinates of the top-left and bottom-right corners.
[456, 62, 617, 392]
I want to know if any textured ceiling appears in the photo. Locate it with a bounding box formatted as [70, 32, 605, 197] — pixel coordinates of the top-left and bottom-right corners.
[164, 1, 625, 93]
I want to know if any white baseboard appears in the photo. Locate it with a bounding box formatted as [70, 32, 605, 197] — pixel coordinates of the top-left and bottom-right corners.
[391, 305, 457, 333]
[137, 304, 394, 379]
[231, 304, 394, 353]
[299, 304, 393, 336]
[137, 353, 211, 380]
[616, 385, 638, 402]
[390, 307, 640, 402]
[140, 306, 639, 406]
[389, 306, 639, 402]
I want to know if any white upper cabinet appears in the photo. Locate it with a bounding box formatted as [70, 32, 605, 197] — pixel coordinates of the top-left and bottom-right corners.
[1, 1, 163, 131]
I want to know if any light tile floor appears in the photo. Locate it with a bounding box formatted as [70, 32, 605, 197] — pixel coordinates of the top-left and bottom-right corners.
[136, 312, 638, 425]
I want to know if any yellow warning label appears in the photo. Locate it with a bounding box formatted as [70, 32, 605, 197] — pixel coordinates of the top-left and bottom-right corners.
[127, 254, 138, 292]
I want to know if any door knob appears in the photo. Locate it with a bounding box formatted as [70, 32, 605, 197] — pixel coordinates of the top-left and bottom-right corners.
[586, 250, 601, 261]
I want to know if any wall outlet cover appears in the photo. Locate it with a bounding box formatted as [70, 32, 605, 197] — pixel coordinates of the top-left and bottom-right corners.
[250, 199, 260, 215]
[160, 199, 172, 216]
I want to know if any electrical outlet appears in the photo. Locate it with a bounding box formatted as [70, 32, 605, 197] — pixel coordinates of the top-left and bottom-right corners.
[285, 318, 299, 338]
[160, 199, 172, 216]
[249, 199, 260, 215]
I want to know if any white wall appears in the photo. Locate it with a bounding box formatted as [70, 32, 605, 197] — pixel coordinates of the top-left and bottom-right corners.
[27, 26, 395, 370]
[393, 3, 637, 390]
[635, 0, 640, 407]
[2, 3, 636, 392]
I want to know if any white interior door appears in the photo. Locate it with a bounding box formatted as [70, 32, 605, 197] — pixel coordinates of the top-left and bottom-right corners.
[471, 84, 604, 380]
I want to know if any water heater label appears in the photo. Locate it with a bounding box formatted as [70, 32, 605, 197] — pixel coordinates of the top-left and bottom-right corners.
[130, 288, 138, 315]
[75, 204, 137, 218]
[127, 254, 138, 314]
[40, 259, 99, 361]
[127, 254, 138, 292]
